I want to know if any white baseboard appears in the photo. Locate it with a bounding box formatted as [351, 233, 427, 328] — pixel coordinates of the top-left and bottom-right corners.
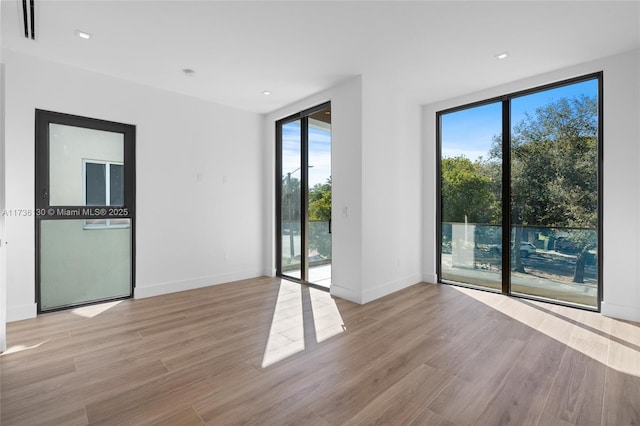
[422, 273, 438, 284]
[134, 269, 264, 299]
[362, 273, 422, 304]
[7, 303, 37, 322]
[601, 301, 640, 322]
[331, 274, 424, 305]
[330, 284, 363, 304]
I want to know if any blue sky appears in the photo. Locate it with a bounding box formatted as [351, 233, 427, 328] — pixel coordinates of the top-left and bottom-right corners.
[281, 79, 597, 180]
[441, 79, 598, 161]
[282, 120, 331, 187]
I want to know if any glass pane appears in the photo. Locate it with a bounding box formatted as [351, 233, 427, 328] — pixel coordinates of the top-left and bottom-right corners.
[85, 163, 106, 205]
[440, 102, 502, 290]
[40, 219, 131, 310]
[49, 123, 124, 206]
[510, 79, 599, 307]
[281, 120, 302, 279]
[307, 107, 331, 288]
[110, 164, 124, 206]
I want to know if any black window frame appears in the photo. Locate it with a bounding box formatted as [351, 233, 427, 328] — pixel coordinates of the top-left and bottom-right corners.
[436, 72, 603, 312]
[84, 160, 125, 207]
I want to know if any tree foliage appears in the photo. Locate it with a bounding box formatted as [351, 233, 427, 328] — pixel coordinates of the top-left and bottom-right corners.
[308, 177, 332, 258]
[309, 177, 332, 221]
[445, 95, 598, 283]
[508, 96, 598, 231]
[441, 157, 499, 224]
[282, 176, 332, 259]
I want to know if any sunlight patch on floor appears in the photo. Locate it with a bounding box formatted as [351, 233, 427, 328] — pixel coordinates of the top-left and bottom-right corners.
[1, 339, 49, 356]
[70, 300, 123, 319]
[261, 281, 345, 367]
[261, 281, 305, 367]
[451, 286, 640, 377]
[310, 288, 346, 343]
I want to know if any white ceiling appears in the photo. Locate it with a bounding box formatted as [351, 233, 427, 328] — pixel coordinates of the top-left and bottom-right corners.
[2, 1, 639, 113]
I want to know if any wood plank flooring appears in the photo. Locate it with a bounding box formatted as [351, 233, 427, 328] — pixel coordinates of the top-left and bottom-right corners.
[1, 277, 639, 425]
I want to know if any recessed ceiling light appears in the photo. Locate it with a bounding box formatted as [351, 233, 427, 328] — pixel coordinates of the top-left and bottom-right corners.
[262, 90, 272, 95]
[182, 68, 195, 77]
[75, 30, 92, 40]
[496, 52, 509, 60]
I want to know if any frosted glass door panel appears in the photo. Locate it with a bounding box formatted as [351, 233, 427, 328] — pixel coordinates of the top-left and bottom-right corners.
[40, 219, 131, 310]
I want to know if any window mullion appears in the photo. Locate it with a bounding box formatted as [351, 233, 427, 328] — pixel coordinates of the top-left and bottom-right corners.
[105, 162, 111, 206]
[501, 99, 511, 294]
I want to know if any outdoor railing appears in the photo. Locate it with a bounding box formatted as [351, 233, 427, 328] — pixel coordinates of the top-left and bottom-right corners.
[281, 220, 331, 270]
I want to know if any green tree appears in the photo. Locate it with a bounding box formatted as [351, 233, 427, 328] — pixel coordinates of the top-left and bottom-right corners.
[441, 156, 495, 224]
[309, 177, 331, 221]
[308, 177, 332, 258]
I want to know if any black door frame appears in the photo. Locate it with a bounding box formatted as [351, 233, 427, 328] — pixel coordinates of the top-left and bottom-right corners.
[275, 101, 330, 290]
[34, 109, 136, 313]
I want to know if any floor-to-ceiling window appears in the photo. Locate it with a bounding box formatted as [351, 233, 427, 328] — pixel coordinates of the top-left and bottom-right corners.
[438, 74, 602, 309]
[276, 102, 332, 289]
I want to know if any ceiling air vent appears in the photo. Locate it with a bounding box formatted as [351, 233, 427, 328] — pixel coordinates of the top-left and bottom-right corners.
[21, 0, 36, 40]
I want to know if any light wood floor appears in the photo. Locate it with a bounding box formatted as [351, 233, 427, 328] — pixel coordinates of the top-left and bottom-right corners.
[1, 277, 639, 425]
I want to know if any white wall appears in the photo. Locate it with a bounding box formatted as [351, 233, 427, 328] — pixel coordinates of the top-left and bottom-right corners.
[423, 49, 640, 322]
[265, 77, 364, 303]
[266, 74, 424, 304]
[360, 75, 423, 303]
[0, 0, 7, 349]
[3, 50, 265, 321]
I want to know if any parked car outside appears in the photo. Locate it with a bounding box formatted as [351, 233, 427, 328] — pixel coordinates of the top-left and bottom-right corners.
[489, 241, 537, 257]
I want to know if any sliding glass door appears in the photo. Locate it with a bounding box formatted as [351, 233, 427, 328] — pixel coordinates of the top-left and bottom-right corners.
[277, 102, 331, 288]
[438, 74, 601, 309]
